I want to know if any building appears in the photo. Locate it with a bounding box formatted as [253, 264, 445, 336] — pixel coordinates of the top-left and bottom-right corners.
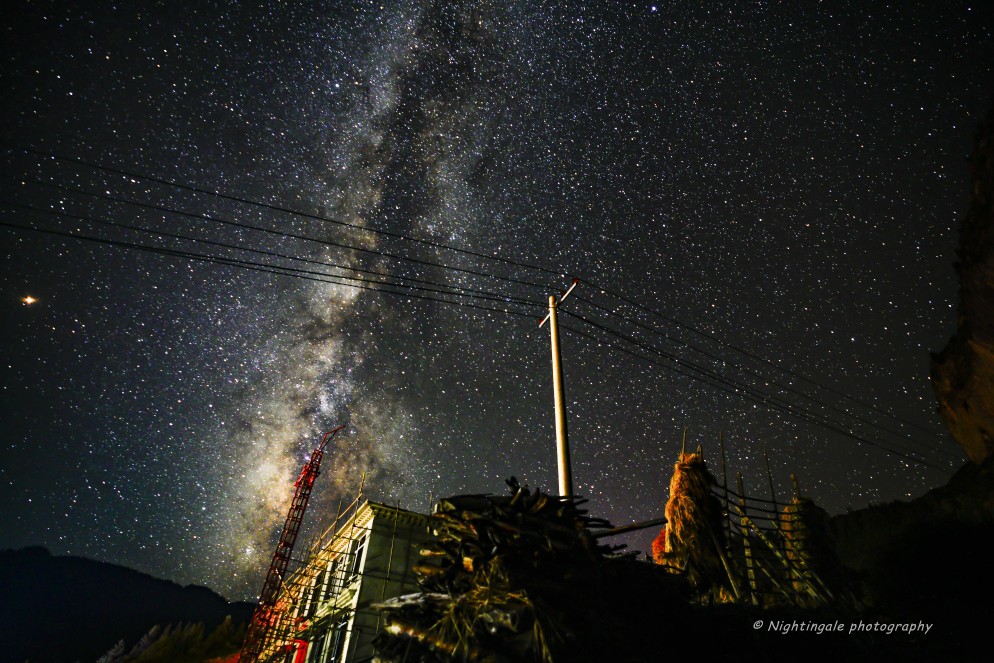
[259, 500, 430, 663]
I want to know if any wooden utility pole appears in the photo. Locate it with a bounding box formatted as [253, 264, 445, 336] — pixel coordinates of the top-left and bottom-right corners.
[548, 293, 572, 497]
[540, 278, 579, 497]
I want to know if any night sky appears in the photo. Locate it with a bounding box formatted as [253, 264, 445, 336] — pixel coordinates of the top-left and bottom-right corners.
[2, 1, 992, 602]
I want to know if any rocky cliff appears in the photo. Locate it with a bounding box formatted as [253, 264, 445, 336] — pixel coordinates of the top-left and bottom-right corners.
[931, 108, 994, 464]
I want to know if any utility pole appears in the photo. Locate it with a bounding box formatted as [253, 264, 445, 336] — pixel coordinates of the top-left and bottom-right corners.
[540, 278, 579, 497]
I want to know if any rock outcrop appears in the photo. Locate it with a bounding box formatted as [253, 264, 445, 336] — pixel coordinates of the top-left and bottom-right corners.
[931, 107, 994, 464]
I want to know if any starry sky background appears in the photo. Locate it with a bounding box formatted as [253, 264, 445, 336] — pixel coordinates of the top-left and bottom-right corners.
[2, 1, 992, 601]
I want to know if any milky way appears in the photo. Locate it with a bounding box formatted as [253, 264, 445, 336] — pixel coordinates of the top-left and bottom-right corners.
[2, 1, 992, 600]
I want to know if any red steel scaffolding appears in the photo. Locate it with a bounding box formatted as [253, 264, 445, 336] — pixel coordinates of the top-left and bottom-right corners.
[238, 425, 346, 663]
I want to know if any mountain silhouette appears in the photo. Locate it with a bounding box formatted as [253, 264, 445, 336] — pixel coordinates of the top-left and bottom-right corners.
[0, 547, 253, 663]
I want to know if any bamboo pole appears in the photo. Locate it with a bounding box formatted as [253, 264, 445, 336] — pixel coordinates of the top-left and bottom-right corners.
[719, 433, 730, 550]
[764, 447, 780, 520]
[764, 447, 789, 593]
[737, 472, 759, 606]
[708, 529, 741, 600]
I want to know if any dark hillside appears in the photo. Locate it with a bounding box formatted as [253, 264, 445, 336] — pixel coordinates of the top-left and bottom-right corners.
[0, 547, 253, 663]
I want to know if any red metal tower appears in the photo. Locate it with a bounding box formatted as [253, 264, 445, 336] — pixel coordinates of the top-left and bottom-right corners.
[238, 425, 346, 663]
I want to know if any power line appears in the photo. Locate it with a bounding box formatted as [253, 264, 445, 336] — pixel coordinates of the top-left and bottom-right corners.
[567, 308, 938, 465]
[561, 320, 940, 468]
[9, 193, 939, 464]
[572, 292, 953, 460]
[8, 148, 935, 444]
[9, 174, 557, 293]
[0, 218, 540, 319]
[2, 199, 540, 309]
[2, 141, 570, 279]
[3, 145, 950, 468]
[561, 310, 940, 467]
[581, 278, 941, 437]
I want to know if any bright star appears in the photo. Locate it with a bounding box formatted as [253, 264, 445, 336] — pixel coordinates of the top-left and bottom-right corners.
[21, 295, 37, 305]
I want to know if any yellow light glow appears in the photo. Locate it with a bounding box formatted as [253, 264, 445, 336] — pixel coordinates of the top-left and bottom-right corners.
[21, 296, 37, 305]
